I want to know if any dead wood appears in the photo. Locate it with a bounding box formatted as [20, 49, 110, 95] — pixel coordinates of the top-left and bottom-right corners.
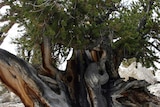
[110, 78, 160, 106]
[0, 49, 70, 107]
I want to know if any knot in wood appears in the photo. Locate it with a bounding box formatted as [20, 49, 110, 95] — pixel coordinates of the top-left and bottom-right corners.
[84, 62, 109, 88]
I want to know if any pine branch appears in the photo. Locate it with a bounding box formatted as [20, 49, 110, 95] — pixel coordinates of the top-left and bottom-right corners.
[137, 0, 154, 31]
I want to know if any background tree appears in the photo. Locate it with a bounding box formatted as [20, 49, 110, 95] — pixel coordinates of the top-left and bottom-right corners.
[0, 0, 160, 107]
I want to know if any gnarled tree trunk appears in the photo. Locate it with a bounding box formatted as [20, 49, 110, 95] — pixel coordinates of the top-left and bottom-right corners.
[0, 42, 160, 107]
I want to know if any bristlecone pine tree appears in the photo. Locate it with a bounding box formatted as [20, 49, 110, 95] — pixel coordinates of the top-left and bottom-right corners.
[0, 0, 160, 107]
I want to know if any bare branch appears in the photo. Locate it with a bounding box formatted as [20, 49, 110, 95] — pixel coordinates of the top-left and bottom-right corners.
[41, 36, 58, 77]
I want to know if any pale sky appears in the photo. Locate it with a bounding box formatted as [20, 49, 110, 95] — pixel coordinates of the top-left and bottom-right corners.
[0, 24, 22, 55]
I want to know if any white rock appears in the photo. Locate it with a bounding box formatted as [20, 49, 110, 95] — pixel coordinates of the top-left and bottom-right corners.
[118, 61, 156, 84]
[155, 70, 160, 82]
[147, 84, 160, 98]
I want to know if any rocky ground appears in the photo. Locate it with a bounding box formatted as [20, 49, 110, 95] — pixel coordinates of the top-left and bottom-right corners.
[0, 82, 24, 107]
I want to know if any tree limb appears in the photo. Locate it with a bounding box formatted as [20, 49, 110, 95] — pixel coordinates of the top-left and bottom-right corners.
[41, 36, 58, 77]
[0, 49, 70, 107]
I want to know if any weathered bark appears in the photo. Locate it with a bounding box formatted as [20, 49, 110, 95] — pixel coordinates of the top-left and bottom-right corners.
[110, 79, 160, 106]
[0, 48, 160, 107]
[0, 49, 70, 107]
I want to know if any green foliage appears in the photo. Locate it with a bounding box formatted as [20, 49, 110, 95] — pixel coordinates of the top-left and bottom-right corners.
[1, 0, 160, 68]
[109, 0, 160, 68]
